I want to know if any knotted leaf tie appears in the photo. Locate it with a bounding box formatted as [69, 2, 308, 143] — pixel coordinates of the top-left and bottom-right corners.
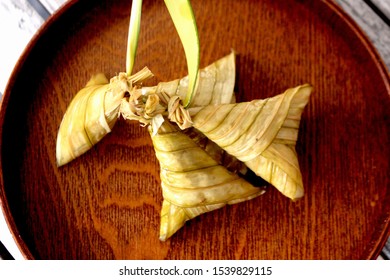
[120, 83, 193, 133]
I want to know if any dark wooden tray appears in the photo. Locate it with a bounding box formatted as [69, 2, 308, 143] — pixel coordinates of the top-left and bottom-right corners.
[0, 0, 389, 259]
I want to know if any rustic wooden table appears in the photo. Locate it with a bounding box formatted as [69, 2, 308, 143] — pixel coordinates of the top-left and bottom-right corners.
[0, 0, 389, 260]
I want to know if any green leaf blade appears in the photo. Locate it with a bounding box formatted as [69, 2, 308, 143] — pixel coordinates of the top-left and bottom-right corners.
[164, 0, 200, 107]
[126, 0, 143, 75]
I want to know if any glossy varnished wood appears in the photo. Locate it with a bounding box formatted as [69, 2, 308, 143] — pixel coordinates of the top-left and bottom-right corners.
[0, 0, 389, 259]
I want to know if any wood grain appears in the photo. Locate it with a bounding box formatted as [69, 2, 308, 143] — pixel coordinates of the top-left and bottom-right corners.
[0, 0, 389, 259]
[335, 0, 390, 69]
[370, 0, 390, 19]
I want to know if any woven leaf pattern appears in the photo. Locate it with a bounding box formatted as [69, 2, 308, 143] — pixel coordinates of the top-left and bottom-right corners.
[151, 122, 264, 241]
[191, 85, 312, 200]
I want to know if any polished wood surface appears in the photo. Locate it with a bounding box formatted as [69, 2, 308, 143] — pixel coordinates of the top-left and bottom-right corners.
[0, 0, 389, 259]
